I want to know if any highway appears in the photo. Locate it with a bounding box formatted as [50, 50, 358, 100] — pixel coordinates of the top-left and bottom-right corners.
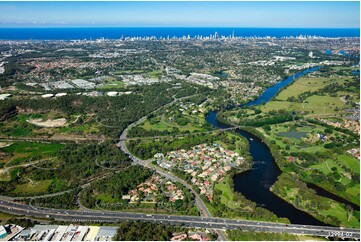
[0, 199, 359, 239]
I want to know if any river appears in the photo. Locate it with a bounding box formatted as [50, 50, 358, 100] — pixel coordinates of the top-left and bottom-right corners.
[205, 67, 356, 226]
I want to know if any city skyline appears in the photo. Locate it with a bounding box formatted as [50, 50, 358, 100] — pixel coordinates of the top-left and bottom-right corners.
[0, 1, 359, 28]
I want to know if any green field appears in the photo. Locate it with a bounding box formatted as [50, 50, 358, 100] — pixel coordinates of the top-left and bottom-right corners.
[214, 176, 253, 212]
[57, 121, 100, 135]
[142, 120, 172, 131]
[2, 142, 64, 166]
[141, 114, 205, 133]
[260, 95, 346, 116]
[259, 121, 359, 205]
[1, 111, 102, 138]
[148, 70, 164, 79]
[96, 193, 122, 204]
[227, 230, 326, 241]
[13, 179, 53, 196]
[113, 70, 144, 75]
[320, 202, 359, 228]
[272, 173, 359, 228]
[337, 154, 360, 171]
[276, 77, 346, 101]
[244, 75, 358, 119]
[257, 122, 329, 154]
[97, 80, 125, 90]
[239, 68, 361, 213]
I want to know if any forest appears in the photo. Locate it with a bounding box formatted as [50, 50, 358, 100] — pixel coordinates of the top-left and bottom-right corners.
[0, 82, 208, 139]
[79, 165, 152, 208]
[114, 221, 183, 241]
[0, 141, 130, 196]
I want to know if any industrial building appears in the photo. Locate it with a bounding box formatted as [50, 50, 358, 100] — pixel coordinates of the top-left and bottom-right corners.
[14, 224, 117, 241]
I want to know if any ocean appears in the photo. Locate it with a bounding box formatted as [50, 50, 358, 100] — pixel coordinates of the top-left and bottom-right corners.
[0, 27, 359, 40]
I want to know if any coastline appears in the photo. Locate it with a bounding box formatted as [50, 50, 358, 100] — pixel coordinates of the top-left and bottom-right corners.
[0, 27, 360, 40]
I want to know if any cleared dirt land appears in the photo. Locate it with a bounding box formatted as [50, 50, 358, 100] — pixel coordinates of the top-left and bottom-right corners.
[27, 118, 67, 128]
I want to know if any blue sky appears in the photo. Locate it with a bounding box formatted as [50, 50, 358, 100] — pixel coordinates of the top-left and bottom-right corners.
[0, 1, 359, 28]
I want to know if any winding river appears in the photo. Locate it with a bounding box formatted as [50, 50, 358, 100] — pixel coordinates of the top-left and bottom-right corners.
[205, 67, 344, 226]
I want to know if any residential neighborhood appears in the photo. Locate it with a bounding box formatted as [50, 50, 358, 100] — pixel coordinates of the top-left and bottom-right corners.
[126, 175, 185, 204]
[156, 143, 245, 201]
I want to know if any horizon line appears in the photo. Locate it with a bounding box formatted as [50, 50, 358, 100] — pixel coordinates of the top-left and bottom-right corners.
[0, 26, 360, 29]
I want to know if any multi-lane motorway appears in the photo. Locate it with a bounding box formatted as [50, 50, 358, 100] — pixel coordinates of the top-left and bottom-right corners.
[0, 199, 359, 239]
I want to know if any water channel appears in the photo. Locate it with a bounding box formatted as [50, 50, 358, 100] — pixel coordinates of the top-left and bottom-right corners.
[205, 67, 358, 225]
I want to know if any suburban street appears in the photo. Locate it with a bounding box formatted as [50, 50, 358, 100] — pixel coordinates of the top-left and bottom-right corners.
[0, 199, 359, 239]
[117, 93, 230, 240]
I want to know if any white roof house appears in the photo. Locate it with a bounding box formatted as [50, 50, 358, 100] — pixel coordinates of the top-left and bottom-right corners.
[41, 94, 54, 98]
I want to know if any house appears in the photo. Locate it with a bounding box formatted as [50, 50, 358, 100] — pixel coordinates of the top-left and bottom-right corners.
[0, 226, 7, 239]
[154, 153, 164, 159]
[286, 156, 296, 162]
[0, 94, 12, 100]
[171, 233, 187, 241]
[41, 93, 54, 98]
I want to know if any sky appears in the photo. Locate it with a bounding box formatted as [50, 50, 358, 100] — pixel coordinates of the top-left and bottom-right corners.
[0, 1, 359, 28]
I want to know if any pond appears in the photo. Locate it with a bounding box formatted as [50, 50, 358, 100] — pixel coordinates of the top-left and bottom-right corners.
[277, 130, 309, 140]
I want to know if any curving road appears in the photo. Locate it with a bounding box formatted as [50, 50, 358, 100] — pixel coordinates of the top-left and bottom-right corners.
[116, 93, 361, 240]
[117, 93, 228, 240]
[1, 92, 359, 240]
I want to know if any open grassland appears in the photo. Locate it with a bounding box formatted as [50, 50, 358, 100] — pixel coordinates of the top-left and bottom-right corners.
[252, 72, 360, 206]
[148, 70, 164, 79]
[97, 80, 125, 90]
[309, 160, 352, 186]
[260, 95, 347, 117]
[272, 173, 359, 228]
[141, 114, 205, 133]
[307, 159, 359, 204]
[257, 121, 360, 205]
[227, 230, 327, 241]
[337, 154, 360, 171]
[319, 202, 359, 228]
[214, 176, 253, 212]
[57, 121, 100, 135]
[246, 76, 358, 120]
[257, 122, 330, 153]
[13, 179, 53, 196]
[142, 120, 171, 131]
[276, 77, 347, 101]
[331, 66, 359, 71]
[113, 69, 144, 75]
[1, 142, 64, 166]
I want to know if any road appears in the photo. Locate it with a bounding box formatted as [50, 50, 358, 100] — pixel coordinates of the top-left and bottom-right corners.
[118, 94, 231, 241]
[0, 199, 359, 239]
[3, 92, 358, 240]
[123, 127, 237, 141]
[115, 94, 361, 241]
[117, 93, 229, 240]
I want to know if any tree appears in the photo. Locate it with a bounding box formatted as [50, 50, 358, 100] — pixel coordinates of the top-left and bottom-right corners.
[264, 125, 271, 131]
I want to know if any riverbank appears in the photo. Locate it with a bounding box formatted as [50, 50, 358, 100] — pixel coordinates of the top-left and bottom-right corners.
[206, 111, 327, 226]
[209, 66, 359, 227]
[271, 173, 359, 228]
[211, 109, 359, 228]
[205, 173, 290, 224]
